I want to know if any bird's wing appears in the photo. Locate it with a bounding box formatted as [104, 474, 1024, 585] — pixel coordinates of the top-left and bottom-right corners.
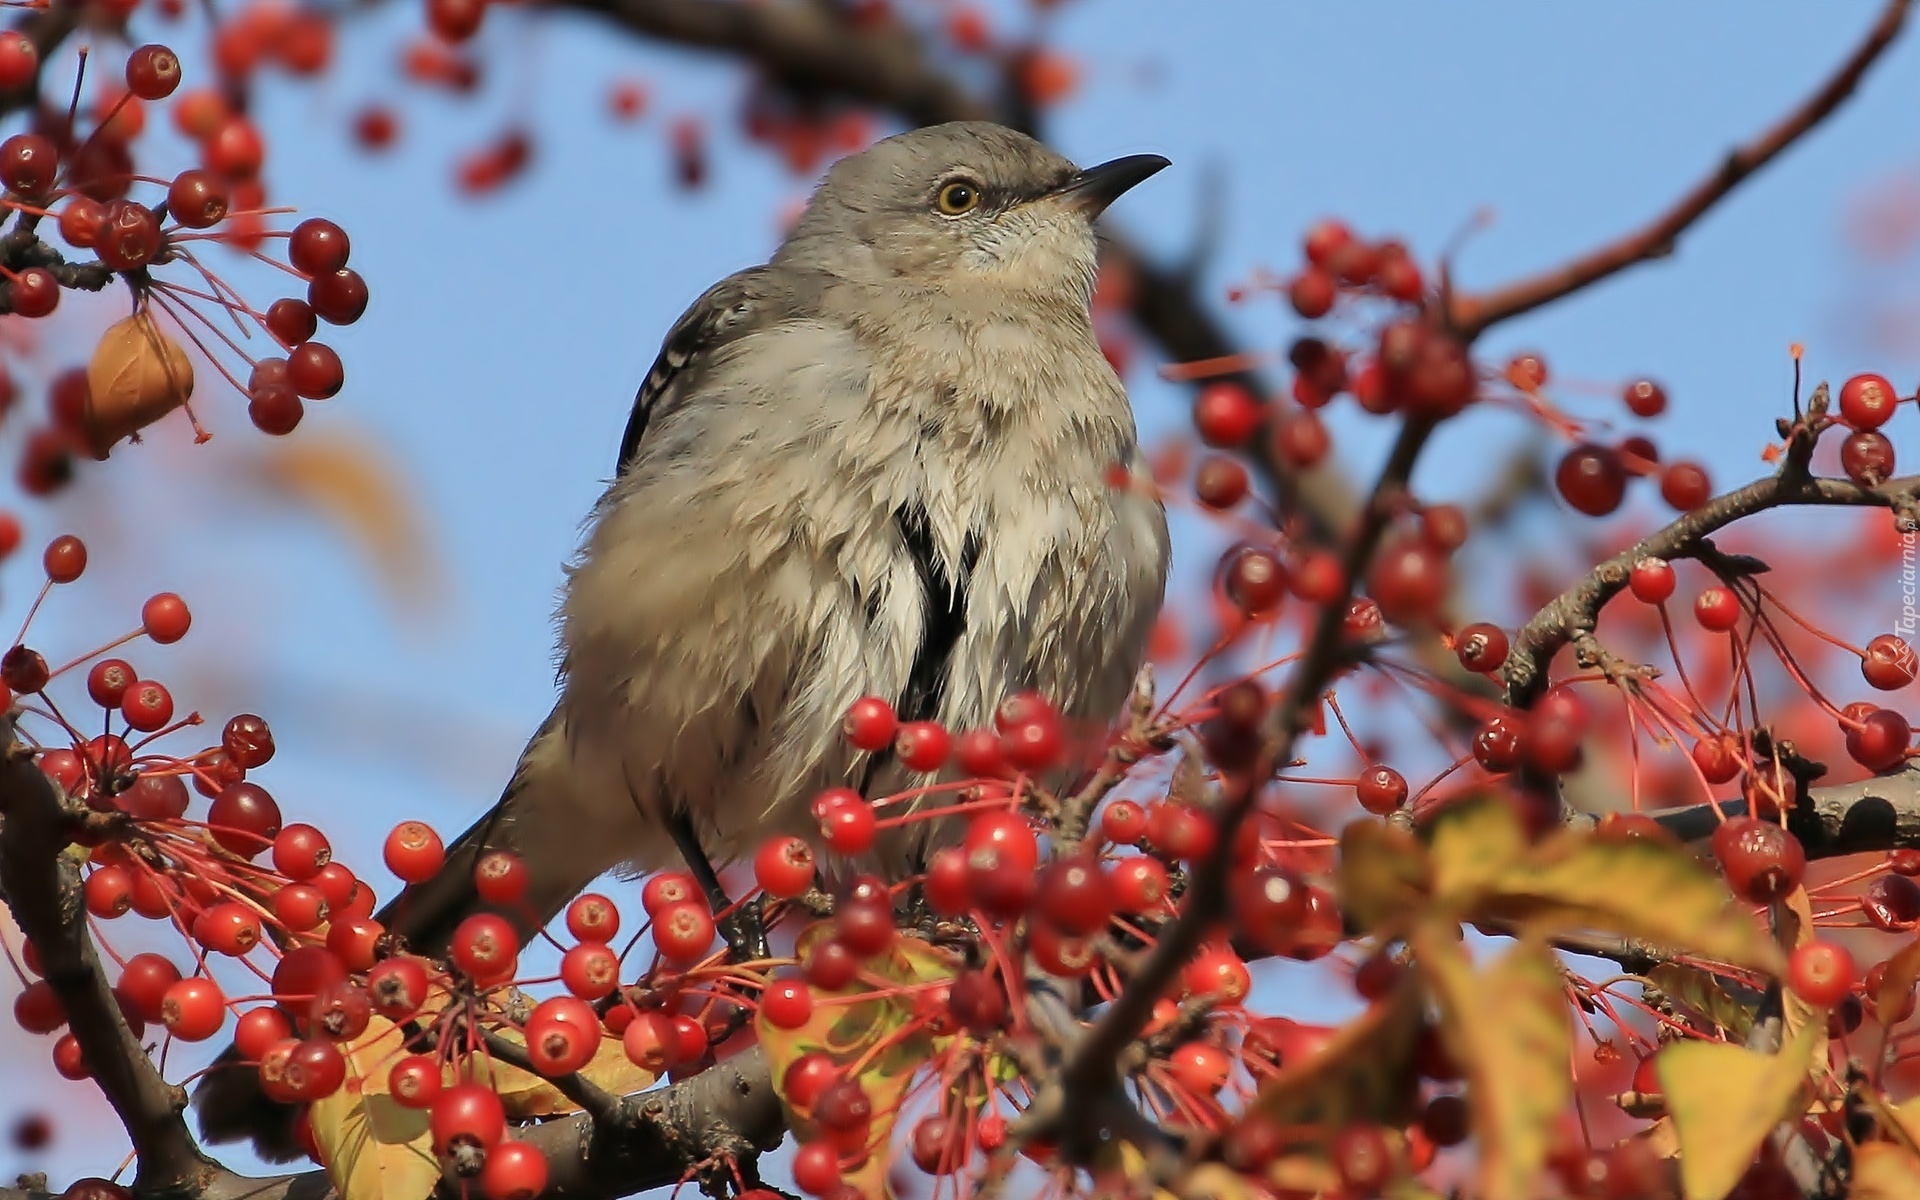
[617, 264, 826, 473]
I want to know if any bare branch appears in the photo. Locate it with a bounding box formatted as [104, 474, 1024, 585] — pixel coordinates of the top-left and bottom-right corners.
[1449, 0, 1912, 337]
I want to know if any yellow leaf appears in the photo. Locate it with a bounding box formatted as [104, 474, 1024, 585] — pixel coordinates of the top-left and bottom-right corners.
[1265, 1155, 1342, 1196]
[1412, 926, 1568, 1200]
[1426, 795, 1527, 908]
[85, 311, 194, 459]
[1875, 938, 1920, 1034]
[1647, 964, 1757, 1040]
[1656, 1022, 1821, 1200]
[757, 926, 959, 1198]
[481, 1025, 658, 1119]
[1883, 1094, 1920, 1154]
[308, 1015, 439, 1200]
[239, 433, 441, 615]
[1850, 1143, 1920, 1200]
[1251, 966, 1425, 1129]
[1479, 829, 1782, 974]
[1336, 817, 1432, 934]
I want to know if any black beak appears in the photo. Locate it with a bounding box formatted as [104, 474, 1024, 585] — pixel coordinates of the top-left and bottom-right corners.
[1051, 153, 1171, 215]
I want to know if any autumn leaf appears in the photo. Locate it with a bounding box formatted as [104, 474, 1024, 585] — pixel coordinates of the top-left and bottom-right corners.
[234, 432, 441, 616]
[1777, 888, 1828, 1061]
[1851, 1143, 1920, 1200]
[1647, 964, 1756, 1040]
[308, 1014, 439, 1200]
[1412, 925, 1568, 1200]
[85, 311, 194, 459]
[1476, 828, 1782, 974]
[1655, 1022, 1821, 1200]
[1335, 817, 1431, 934]
[757, 925, 959, 1199]
[1424, 795, 1527, 908]
[1250, 966, 1425, 1130]
[1874, 937, 1920, 1034]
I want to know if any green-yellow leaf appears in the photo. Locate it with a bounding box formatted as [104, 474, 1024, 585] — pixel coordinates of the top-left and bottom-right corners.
[1478, 829, 1782, 974]
[1412, 925, 1568, 1200]
[308, 1015, 439, 1200]
[1656, 1023, 1821, 1200]
[1647, 964, 1756, 1040]
[1250, 965, 1425, 1129]
[1336, 817, 1432, 934]
[757, 925, 959, 1199]
[1425, 795, 1528, 908]
[1849, 1143, 1920, 1200]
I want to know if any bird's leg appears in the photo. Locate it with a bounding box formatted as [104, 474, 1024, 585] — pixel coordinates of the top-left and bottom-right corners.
[666, 810, 769, 963]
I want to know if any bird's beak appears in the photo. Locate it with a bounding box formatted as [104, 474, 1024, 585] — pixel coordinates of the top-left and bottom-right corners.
[1050, 153, 1171, 216]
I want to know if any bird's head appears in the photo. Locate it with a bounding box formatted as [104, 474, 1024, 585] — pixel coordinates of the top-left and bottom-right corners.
[774, 121, 1168, 305]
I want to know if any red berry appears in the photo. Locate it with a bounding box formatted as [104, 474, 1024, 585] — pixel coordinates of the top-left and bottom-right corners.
[818, 793, 878, 854]
[307, 268, 369, 325]
[389, 1054, 444, 1109]
[1843, 430, 1896, 486]
[560, 942, 619, 1000]
[142, 593, 191, 643]
[207, 782, 281, 858]
[13, 979, 65, 1034]
[117, 954, 181, 1022]
[205, 116, 264, 179]
[841, 696, 896, 752]
[167, 169, 229, 228]
[0, 33, 38, 92]
[287, 342, 344, 399]
[1660, 461, 1711, 510]
[384, 820, 446, 883]
[0, 133, 58, 197]
[1193, 382, 1263, 448]
[474, 851, 527, 905]
[367, 957, 431, 1021]
[1367, 534, 1448, 627]
[1694, 586, 1742, 633]
[1839, 372, 1899, 431]
[288, 218, 350, 275]
[125, 45, 182, 100]
[234, 1006, 292, 1060]
[754, 835, 816, 899]
[43, 535, 86, 583]
[95, 201, 163, 272]
[427, 0, 487, 41]
[266, 298, 317, 347]
[160, 977, 227, 1041]
[87, 659, 135, 708]
[430, 1081, 505, 1154]
[652, 900, 715, 964]
[791, 1140, 842, 1196]
[451, 913, 519, 984]
[1355, 764, 1407, 815]
[1100, 799, 1146, 845]
[1287, 268, 1335, 318]
[1330, 1124, 1393, 1195]
[221, 713, 275, 768]
[1712, 817, 1805, 904]
[1847, 706, 1912, 772]
[8, 267, 57, 318]
[1863, 874, 1920, 932]
[639, 870, 699, 916]
[1629, 557, 1676, 604]
[895, 720, 951, 771]
[1789, 940, 1850, 1006]
[1454, 622, 1508, 673]
[1555, 443, 1627, 517]
[1194, 454, 1249, 509]
[761, 979, 814, 1029]
[1035, 854, 1113, 937]
[1864, 635, 1918, 691]
[565, 892, 619, 942]
[479, 1141, 548, 1200]
[121, 679, 174, 732]
[1623, 378, 1667, 417]
[1221, 545, 1286, 616]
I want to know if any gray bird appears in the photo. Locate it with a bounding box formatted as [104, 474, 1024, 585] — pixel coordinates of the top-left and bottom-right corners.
[195, 120, 1171, 1159]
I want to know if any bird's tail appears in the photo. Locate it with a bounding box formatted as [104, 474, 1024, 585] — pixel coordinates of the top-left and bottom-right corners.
[193, 708, 603, 1160]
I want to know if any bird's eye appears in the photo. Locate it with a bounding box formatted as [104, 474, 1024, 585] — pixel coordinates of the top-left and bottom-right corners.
[936, 181, 980, 215]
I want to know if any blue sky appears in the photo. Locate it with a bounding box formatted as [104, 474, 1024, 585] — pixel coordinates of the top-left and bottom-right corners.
[4, 1, 1919, 1187]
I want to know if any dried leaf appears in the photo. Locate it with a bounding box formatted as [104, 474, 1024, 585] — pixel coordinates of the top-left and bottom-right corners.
[1655, 1022, 1821, 1200]
[85, 311, 194, 458]
[1849, 1143, 1920, 1200]
[308, 1014, 438, 1200]
[757, 925, 958, 1198]
[1876, 937, 1920, 1033]
[1425, 795, 1527, 908]
[1250, 965, 1425, 1129]
[1336, 817, 1431, 934]
[1777, 888, 1828, 1062]
[1413, 926, 1568, 1200]
[1477, 829, 1783, 974]
[237, 433, 441, 615]
[1647, 964, 1756, 1040]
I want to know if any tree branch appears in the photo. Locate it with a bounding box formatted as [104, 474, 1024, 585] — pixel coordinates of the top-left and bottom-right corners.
[0, 719, 219, 1196]
[1449, 0, 1911, 337]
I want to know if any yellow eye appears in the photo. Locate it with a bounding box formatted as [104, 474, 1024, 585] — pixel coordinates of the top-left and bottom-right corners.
[936, 181, 980, 215]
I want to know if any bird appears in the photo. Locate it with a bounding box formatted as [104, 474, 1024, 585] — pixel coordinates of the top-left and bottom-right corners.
[194, 120, 1172, 1160]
